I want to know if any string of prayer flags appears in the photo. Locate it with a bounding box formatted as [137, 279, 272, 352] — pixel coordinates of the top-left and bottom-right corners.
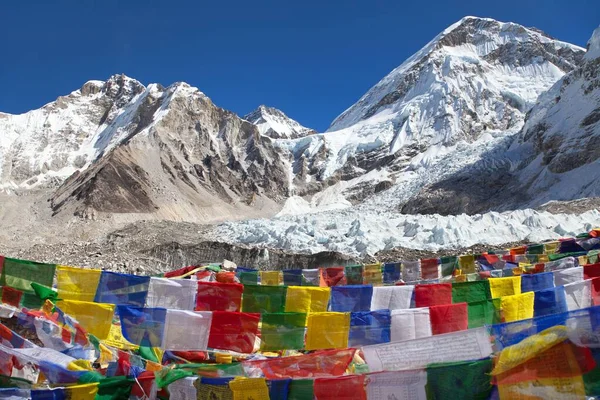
[243, 348, 355, 379]
[313, 375, 366, 400]
[348, 310, 391, 347]
[94, 271, 150, 307]
[553, 266, 584, 286]
[320, 267, 346, 287]
[534, 286, 568, 317]
[452, 280, 491, 303]
[117, 306, 167, 348]
[429, 303, 468, 335]
[285, 286, 330, 313]
[241, 285, 287, 313]
[305, 312, 350, 350]
[57, 300, 115, 340]
[207, 311, 260, 354]
[390, 308, 432, 342]
[146, 277, 197, 310]
[196, 281, 243, 312]
[56, 265, 102, 302]
[344, 265, 364, 285]
[521, 271, 555, 292]
[382, 262, 401, 284]
[260, 271, 281, 286]
[330, 285, 373, 312]
[489, 276, 522, 298]
[414, 283, 452, 307]
[259, 312, 307, 351]
[499, 292, 534, 322]
[363, 263, 383, 285]
[161, 310, 212, 351]
[425, 358, 493, 399]
[370, 285, 413, 311]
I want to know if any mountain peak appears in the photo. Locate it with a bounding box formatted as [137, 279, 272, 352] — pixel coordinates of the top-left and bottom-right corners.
[244, 105, 315, 139]
[585, 25, 600, 60]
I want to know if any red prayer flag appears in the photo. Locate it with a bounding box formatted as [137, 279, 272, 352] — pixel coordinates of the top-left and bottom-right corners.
[510, 246, 527, 256]
[420, 258, 440, 280]
[591, 278, 600, 306]
[215, 271, 237, 283]
[320, 267, 347, 287]
[314, 375, 366, 400]
[584, 263, 600, 280]
[414, 283, 452, 307]
[243, 348, 356, 379]
[1, 287, 23, 307]
[196, 281, 243, 311]
[208, 311, 260, 354]
[429, 303, 468, 335]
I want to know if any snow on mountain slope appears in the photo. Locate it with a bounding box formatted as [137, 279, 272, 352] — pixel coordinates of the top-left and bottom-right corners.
[243, 105, 315, 139]
[511, 24, 600, 205]
[275, 17, 584, 207]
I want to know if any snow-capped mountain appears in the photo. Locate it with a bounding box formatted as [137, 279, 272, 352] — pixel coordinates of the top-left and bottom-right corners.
[1, 74, 291, 222]
[401, 25, 600, 215]
[243, 105, 315, 139]
[274, 17, 585, 206]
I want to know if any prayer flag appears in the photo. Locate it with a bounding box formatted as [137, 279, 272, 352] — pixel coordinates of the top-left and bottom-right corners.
[313, 375, 366, 400]
[56, 265, 102, 302]
[94, 271, 150, 307]
[196, 281, 243, 312]
[499, 292, 534, 322]
[429, 303, 468, 335]
[348, 310, 391, 346]
[489, 276, 521, 298]
[57, 299, 115, 340]
[414, 283, 452, 307]
[242, 285, 287, 313]
[320, 267, 347, 287]
[305, 312, 350, 350]
[425, 358, 493, 399]
[285, 286, 330, 313]
[330, 285, 373, 312]
[162, 310, 212, 351]
[229, 377, 269, 400]
[553, 267, 584, 286]
[344, 265, 364, 285]
[467, 299, 500, 328]
[146, 277, 197, 310]
[421, 258, 440, 280]
[382, 262, 401, 284]
[521, 272, 554, 293]
[534, 286, 568, 317]
[260, 271, 281, 286]
[260, 312, 307, 351]
[117, 306, 167, 348]
[363, 263, 383, 285]
[452, 280, 491, 303]
[370, 285, 414, 311]
[390, 308, 432, 342]
[208, 311, 260, 354]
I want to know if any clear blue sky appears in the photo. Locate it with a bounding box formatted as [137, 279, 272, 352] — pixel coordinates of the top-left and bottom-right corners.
[1, 0, 598, 131]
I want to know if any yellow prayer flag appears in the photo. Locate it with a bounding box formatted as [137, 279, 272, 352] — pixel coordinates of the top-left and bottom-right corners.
[57, 299, 115, 340]
[458, 255, 476, 274]
[489, 276, 522, 298]
[544, 241, 560, 254]
[497, 375, 585, 399]
[305, 312, 350, 350]
[537, 254, 549, 263]
[66, 383, 99, 400]
[363, 263, 383, 285]
[67, 359, 94, 371]
[104, 323, 139, 350]
[229, 377, 270, 400]
[56, 265, 102, 302]
[285, 286, 330, 314]
[261, 271, 281, 286]
[499, 292, 534, 323]
[578, 256, 588, 266]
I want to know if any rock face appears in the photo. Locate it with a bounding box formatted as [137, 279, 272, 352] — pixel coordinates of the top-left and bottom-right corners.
[402, 25, 600, 215]
[279, 17, 584, 203]
[243, 105, 315, 139]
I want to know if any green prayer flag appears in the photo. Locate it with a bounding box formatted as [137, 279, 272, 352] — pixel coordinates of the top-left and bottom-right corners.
[242, 285, 287, 313]
[0, 258, 56, 303]
[154, 368, 193, 389]
[467, 299, 500, 328]
[30, 282, 59, 302]
[440, 256, 457, 277]
[0, 374, 32, 389]
[288, 379, 314, 400]
[452, 281, 491, 304]
[425, 358, 493, 400]
[239, 271, 259, 285]
[138, 346, 160, 363]
[95, 376, 133, 400]
[260, 312, 307, 351]
[345, 265, 364, 285]
[588, 250, 600, 264]
[526, 244, 545, 255]
[583, 363, 600, 396]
